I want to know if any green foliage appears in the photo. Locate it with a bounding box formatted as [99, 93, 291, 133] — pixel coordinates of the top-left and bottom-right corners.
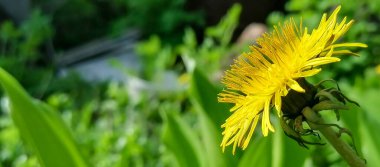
[112, 0, 204, 43]
[206, 4, 241, 47]
[179, 4, 241, 76]
[0, 10, 53, 96]
[135, 3, 241, 80]
[50, 0, 204, 48]
[45, 80, 164, 166]
[133, 5, 252, 166]
[0, 10, 52, 60]
[52, 0, 126, 49]
[135, 35, 177, 80]
[0, 68, 88, 167]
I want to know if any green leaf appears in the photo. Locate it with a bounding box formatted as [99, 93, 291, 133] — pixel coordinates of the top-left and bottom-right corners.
[0, 68, 88, 167]
[238, 135, 273, 167]
[189, 68, 238, 167]
[162, 111, 204, 167]
[196, 104, 238, 167]
[206, 3, 241, 46]
[190, 68, 230, 129]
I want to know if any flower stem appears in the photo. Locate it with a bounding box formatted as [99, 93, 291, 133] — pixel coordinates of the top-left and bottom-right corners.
[302, 107, 365, 167]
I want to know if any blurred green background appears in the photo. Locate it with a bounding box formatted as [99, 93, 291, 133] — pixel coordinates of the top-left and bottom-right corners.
[0, 0, 379, 166]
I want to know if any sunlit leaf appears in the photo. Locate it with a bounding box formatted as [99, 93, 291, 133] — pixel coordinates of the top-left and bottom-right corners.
[0, 68, 88, 167]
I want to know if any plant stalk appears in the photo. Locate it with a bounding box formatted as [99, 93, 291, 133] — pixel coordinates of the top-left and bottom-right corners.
[302, 107, 365, 167]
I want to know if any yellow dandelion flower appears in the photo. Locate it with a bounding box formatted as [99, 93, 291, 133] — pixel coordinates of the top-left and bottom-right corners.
[218, 6, 367, 154]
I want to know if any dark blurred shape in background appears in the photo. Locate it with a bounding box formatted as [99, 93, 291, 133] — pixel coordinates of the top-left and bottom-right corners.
[0, 0, 286, 50]
[0, 0, 30, 24]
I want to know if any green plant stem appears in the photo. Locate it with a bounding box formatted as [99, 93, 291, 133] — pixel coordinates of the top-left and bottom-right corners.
[302, 107, 365, 167]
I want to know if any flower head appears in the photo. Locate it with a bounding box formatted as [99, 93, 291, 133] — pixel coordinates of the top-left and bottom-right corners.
[218, 6, 367, 153]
